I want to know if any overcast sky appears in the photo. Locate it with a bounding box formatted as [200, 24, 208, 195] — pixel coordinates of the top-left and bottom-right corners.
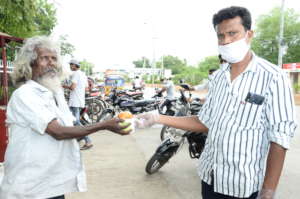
[52, 0, 298, 71]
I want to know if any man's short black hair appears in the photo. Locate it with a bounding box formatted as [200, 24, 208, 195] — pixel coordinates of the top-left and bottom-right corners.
[212, 6, 252, 31]
[209, 68, 217, 74]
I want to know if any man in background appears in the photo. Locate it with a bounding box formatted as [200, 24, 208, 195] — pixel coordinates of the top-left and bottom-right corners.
[63, 59, 93, 150]
[132, 76, 144, 90]
[157, 77, 175, 115]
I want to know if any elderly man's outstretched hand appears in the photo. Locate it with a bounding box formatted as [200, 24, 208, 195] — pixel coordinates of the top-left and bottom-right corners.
[134, 110, 160, 129]
[103, 118, 132, 135]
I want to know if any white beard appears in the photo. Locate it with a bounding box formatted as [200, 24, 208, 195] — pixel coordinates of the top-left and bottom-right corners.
[37, 72, 62, 94]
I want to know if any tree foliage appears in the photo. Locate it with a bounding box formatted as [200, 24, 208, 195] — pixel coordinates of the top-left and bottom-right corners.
[59, 35, 75, 56]
[0, 0, 57, 38]
[197, 56, 220, 73]
[132, 55, 221, 85]
[132, 57, 151, 68]
[160, 55, 187, 75]
[174, 55, 220, 85]
[80, 59, 94, 76]
[252, 7, 300, 64]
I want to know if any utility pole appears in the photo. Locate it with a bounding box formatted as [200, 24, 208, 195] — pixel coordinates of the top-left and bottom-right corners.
[152, 35, 156, 86]
[142, 57, 146, 68]
[161, 55, 164, 78]
[144, 19, 158, 86]
[278, 0, 285, 68]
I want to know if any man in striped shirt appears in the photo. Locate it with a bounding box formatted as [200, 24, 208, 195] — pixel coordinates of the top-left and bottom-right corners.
[136, 6, 297, 199]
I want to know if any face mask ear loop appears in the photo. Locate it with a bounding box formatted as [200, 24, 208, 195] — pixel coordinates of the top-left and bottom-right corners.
[244, 31, 250, 44]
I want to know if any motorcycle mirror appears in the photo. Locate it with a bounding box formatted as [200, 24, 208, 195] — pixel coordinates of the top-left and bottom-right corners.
[180, 84, 191, 91]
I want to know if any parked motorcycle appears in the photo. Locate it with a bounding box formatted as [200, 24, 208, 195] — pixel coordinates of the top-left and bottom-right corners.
[159, 84, 194, 141]
[145, 130, 207, 175]
[97, 87, 161, 121]
[145, 92, 206, 175]
[118, 89, 144, 100]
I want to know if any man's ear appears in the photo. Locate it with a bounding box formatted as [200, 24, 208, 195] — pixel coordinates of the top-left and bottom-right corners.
[247, 30, 254, 43]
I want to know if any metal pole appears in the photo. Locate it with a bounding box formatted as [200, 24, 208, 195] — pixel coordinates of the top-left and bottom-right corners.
[151, 20, 157, 87]
[161, 55, 164, 78]
[278, 0, 285, 68]
[152, 36, 156, 86]
[1, 37, 8, 105]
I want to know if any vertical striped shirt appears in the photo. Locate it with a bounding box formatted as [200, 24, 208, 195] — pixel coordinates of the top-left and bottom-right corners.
[197, 53, 297, 198]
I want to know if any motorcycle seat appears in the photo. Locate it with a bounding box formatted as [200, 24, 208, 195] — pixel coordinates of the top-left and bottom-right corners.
[134, 99, 156, 107]
[168, 99, 177, 102]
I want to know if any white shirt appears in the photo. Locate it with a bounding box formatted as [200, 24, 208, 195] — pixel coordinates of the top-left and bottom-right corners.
[197, 53, 297, 198]
[0, 80, 87, 199]
[133, 78, 142, 88]
[164, 80, 175, 99]
[194, 79, 209, 91]
[69, 70, 88, 108]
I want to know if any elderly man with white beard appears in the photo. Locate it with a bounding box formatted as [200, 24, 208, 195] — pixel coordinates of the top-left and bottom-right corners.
[0, 36, 131, 199]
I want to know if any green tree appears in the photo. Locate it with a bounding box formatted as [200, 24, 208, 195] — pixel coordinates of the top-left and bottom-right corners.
[173, 67, 205, 85]
[159, 55, 187, 75]
[80, 59, 94, 76]
[252, 7, 300, 64]
[0, 0, 57, 38]
[132, 57, 151, 68]
[198, 55, 220, 73]
[59, 35, 75, 56]
[172, 55, 220, 85]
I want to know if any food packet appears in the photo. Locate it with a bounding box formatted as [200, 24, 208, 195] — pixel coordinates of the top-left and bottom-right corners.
[118, 111, 135, 132]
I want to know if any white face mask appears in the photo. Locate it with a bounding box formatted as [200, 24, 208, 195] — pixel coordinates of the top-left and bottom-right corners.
[218, 35, 250, 63]
[220, 63, 228, 69]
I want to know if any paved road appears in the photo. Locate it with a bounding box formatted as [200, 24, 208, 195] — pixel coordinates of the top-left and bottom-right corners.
[66, 105, 300, 199]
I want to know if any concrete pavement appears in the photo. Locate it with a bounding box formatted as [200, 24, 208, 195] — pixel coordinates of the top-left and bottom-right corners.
[66, 128, 183, 199]
[0, 163, 3, 184]
[1, 105, 300, 199]
[65, 107, 300, 199]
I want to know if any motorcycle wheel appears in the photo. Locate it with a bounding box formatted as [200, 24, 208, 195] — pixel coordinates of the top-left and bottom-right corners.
[97, 109, 114, 122]
[86, 99, 104, 123]
[145, 154, 170, 175]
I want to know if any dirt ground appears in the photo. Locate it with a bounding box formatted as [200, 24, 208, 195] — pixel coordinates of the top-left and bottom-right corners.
[294, 93, 300, 105]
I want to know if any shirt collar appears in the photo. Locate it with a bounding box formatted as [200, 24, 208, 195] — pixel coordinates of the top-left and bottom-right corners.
[27, 80, 52, 93]
[221, 51, 259, 74]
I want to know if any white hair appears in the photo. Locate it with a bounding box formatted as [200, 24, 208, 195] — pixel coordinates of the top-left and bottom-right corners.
[11, 36, 65, 86]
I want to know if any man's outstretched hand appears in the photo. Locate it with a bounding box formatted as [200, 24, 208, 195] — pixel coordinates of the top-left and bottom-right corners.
[134, 110, 160, 128]
[103, 118, 131, 135]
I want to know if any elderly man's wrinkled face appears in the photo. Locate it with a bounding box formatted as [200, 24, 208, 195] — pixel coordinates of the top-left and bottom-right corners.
[32, 48, 62, 93]
[33, 48, 58, 78]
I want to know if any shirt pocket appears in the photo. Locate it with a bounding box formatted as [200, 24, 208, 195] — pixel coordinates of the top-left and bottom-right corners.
[231, 98, 264, 130]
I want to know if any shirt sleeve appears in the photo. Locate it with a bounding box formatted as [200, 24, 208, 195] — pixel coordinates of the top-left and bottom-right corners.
[84, 74, 88, 88]
[197, 78, 214, 129]
[71, 71, 79, 84]
[6, 89, 57, 135]
[265, 72, 298, 149]
[163, 82, 169, 89]
[194, 79, 209, 91]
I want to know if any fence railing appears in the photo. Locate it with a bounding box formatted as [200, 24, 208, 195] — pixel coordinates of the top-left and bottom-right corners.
[0, 60, 13, 73]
